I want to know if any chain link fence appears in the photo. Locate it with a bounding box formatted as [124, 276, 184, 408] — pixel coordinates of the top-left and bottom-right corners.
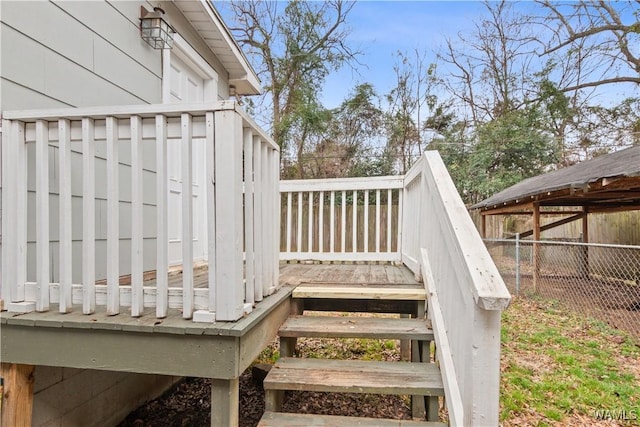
[485, 238, 640, 339]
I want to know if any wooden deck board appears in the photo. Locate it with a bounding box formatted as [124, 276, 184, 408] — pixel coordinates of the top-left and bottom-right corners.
[264, 357, 444, 395]
[293, 284, 426, 300]
[370, 264, 389, 282]
[279, 263, 419, 286]
[279, 316, 433, 340]
[352, 264, 370, 283]
[1, 263, 418, 331]
[1, 285, 293, 338]
[292, 287, 426, 300]
[259, 412, 447, 427]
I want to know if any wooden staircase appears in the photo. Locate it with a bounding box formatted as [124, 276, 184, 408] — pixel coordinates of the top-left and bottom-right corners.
[257, 282, 447, 426]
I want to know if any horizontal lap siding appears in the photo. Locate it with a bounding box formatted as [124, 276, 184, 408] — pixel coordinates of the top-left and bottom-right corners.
[1, 0, 162, 110]
[0, 79, 70, 111]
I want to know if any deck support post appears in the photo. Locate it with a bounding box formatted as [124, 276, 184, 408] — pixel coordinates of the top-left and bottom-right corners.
[410, 339, 425, 419]
[210, 377, 239, 427]
[410, 339, 437, 421]
[290, 298, 304, 315]
[1, 363, 35, 427]
[427, 395, 439, 422]
[280, 298, 305, 357]
[400, 313, 411, 362]
[264, 389, 284, 412]
[402, 300, 425, 362]
[279, 338, 296, 358]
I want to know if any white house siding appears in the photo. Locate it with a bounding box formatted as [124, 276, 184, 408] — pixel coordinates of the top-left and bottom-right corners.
[1, 0, 232, 283]
[1, 0, 161, 283]
[1, 0, 162, 109]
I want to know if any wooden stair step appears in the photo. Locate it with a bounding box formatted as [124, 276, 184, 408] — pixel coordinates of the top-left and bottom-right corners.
[258, 411, 447, 427]
[264, 358, 444, 396]
[293, 283, 426, 301]
[279, 315, 433, 341]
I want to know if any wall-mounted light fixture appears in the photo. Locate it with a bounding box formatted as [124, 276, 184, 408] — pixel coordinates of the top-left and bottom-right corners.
[140, 6, 174, 49]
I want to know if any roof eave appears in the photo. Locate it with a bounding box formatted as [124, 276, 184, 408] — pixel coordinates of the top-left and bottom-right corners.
[175, 0, 261, 95]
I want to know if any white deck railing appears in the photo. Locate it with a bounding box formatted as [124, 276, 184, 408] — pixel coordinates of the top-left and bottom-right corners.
[400, 161, 423, 274]
[1, 101, 280, 322]
[279, 176, 403, 262]
[409, 152, 511, 426]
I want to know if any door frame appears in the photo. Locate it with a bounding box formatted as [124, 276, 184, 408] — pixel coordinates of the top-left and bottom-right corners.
[162, 34, 218, 103]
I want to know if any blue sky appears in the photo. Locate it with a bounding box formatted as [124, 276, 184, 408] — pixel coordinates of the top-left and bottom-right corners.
[216, 1, 491, 106]
[320, 1, 488, 107]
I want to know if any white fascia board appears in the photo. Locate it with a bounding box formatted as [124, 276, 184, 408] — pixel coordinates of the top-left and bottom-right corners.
[196, 0, 261, 95]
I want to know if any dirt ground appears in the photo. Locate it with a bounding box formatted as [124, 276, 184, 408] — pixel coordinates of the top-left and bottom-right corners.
[118, 368, 412, 427]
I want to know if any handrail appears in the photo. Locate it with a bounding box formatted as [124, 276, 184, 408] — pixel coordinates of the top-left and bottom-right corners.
[420, 248, 464, 426]
[421, 152, 511, 310]
[280, 176, 403, 192]
[409, 151, 510, 426]
[402, 155, 424, 187]
[3, 101, 279, 153]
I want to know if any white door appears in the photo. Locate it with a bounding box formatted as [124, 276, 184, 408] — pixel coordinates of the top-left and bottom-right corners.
[167, 54, 208, 265]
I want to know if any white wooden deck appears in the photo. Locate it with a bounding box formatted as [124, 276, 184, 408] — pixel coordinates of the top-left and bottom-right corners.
[1, 140, 512, 425]
[2, 263, 418, 332]
[0, 262, 419, 385]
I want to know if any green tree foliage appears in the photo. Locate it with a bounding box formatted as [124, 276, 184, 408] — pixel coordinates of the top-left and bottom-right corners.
[283, 83, 392, 179]
[469, 109, 559, 203]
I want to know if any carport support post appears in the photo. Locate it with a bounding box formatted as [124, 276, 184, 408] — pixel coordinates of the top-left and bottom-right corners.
[515, 233, 521, 296]
[210, 377, 239, 426]
[533, 203, 541, 292]
[580, 207, 589, 278]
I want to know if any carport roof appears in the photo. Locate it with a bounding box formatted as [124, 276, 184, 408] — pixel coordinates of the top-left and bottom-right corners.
[471, 145, 640, 214]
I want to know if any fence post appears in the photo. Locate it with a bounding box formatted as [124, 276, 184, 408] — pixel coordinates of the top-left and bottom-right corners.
[515, 233, 520, 297]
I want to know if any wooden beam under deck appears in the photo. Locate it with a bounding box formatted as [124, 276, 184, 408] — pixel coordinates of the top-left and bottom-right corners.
[0, 285, 294, 379]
